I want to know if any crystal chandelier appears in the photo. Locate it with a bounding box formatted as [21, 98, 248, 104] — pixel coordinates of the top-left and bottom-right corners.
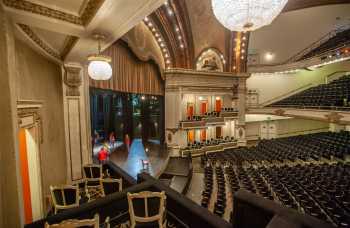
[88, 34, 112, 80]
[211, 0, 288, 31]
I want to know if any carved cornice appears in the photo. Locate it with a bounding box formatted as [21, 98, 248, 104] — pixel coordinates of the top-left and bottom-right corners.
[17, 24, 79, 61]
[61, 36, 79, 60]
[17, 23, 61, 59]
[3, 0, 105, 26]
[3, 0, 82, 24]
[80, 0, 105, 26]
[17, 100, 44, 142]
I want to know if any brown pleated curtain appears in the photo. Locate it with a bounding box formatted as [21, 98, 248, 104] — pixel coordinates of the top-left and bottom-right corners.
[89, 40, 164, 96]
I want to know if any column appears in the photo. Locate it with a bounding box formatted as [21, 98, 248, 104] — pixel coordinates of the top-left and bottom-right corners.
[235, 77, 247, 146]
[62, 64, 91, 183]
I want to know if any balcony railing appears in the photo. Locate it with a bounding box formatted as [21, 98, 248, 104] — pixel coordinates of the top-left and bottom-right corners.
[26, 162, 231, 228]
[181, 139, 238, 157]
[267, 104, 350, 111]
[180, 108, 238, 129]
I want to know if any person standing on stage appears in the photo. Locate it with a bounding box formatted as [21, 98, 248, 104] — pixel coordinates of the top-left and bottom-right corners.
[98, 146, 109, 165]
[109, 132, 115, 149]
[124, 134, 130, 152]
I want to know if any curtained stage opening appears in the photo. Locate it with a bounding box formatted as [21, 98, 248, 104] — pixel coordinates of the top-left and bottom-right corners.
[89, 39, 166, 176]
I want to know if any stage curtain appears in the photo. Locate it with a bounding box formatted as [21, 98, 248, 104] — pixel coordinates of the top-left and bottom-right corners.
[90, 40, 164, 96]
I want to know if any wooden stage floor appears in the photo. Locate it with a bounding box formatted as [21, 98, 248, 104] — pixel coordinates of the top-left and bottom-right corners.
[108, 139, 169, 179]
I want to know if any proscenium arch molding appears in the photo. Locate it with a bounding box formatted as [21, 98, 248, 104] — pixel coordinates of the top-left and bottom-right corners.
[121, 34, 165, 80]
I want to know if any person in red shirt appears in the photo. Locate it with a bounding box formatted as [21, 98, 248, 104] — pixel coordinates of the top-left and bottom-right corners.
[98, 146, 109, 164]
[124, 134, 131, 152]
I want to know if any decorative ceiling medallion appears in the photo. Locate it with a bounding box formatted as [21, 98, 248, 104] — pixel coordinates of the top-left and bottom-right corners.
[3, 0, 105, 26]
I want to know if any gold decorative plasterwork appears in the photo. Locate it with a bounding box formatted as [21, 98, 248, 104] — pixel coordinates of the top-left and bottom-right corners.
[17, 100, 44, 143]
[80, 0, 105, 26]
[18, 23, 61, 59]
[64, 66, 82, 96]
[61, 36, 79, 60]
[3, 0, 105, 26]
[17, 24, 79, 61]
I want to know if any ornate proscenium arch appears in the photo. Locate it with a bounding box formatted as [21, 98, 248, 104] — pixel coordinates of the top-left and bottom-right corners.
[149, 0, 194, 69]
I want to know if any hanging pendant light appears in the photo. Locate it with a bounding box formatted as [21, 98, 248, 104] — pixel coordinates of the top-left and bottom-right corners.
[211, 0, 288, 32]
[88, 34, 113, 80]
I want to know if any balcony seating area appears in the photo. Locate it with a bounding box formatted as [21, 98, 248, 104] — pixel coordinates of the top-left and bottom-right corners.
[299, 28, 350, 61]
[199, 131, 350, 227]
[185, 108, 238, 122]
[269, 74, 350, 110]
[185, 136, 236, 150]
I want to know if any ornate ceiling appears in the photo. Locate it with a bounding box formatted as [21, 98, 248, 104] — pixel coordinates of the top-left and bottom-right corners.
[3, 0, 349, 70]
[148, 0, 350, 72]
[2, 0, 166, 63]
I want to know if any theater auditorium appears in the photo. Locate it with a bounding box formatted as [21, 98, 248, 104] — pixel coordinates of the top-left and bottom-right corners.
[0, 0, 350, 227]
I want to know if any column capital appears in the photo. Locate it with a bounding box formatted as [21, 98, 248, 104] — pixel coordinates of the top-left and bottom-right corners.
[63, 64, 82, 96]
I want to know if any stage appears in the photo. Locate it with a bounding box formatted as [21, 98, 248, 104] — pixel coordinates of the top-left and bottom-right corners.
[97, 139, 169, 179]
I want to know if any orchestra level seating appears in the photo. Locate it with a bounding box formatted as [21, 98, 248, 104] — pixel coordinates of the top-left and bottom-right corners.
[200, 131, 350, 227]
[269, 74, 350, 109]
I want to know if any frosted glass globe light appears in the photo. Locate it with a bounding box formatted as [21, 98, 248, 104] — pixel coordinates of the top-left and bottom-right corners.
[87, 54, 112, 80]
[88, 60, 112, 80]
[211, 0, 288, 31]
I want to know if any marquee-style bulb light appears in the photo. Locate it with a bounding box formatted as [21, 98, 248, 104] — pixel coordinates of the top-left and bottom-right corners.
[87, 34, 112, 80]
[211, 0, 288, 31]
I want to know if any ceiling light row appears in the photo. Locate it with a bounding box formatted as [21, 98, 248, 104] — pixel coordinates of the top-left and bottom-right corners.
[144, 16, 172, 69]
[163, 0, 185, 50]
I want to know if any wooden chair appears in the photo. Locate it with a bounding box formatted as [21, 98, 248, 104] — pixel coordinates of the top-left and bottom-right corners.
[127, 191, 167, 228]
[83, 164, 103, 199]
[44, 214, 103, 228]
[50, 185, 80, 214]
[100, 178, 123, 197]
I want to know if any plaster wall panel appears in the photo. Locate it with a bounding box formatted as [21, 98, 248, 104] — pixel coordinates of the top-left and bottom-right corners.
[15, 39, 67, 197]
[0, 7, 22, 227]
[67, 98, 83, 180]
